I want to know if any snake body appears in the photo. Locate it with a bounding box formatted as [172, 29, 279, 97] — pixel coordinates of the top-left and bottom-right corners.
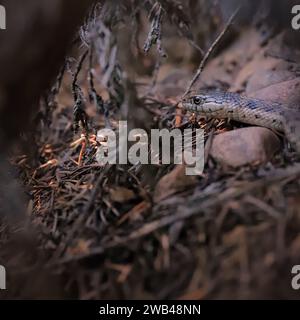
[182, 90, 300, 153]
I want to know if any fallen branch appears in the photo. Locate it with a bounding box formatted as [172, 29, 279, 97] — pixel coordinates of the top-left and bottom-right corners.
[54, 163, 300, 264]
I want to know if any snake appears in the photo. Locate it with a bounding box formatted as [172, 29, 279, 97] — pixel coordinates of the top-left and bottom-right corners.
[181, 90, 300, 154]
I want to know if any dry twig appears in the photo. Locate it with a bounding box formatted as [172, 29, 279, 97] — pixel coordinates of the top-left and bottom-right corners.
[182, 5, 241, 97]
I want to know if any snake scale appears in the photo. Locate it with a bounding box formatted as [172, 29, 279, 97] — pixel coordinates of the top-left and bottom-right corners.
[182, 90, 300, 154]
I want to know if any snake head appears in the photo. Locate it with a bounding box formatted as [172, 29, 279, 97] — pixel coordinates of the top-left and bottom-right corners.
[182, 94, 207, 112]
[182, 90, 227, 115]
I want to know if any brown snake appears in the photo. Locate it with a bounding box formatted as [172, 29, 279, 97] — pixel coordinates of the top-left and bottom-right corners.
[182, 90, 300, 153]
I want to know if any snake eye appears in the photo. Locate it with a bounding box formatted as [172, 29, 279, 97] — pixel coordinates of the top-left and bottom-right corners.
[193, 96, 202, 105]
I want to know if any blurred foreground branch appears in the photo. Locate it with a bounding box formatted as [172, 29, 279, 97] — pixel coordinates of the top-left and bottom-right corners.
[0, 0, 94, 149]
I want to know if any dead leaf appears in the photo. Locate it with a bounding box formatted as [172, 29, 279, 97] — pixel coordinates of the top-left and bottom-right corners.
[109, 186, 136, 203]
[106, 262, 132, 283]
[117, 200, 151, 225]
[154, 165, 197, 203]
[67, 239, 92, 256]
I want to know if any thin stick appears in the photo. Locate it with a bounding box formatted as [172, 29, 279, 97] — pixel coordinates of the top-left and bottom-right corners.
[182, 6, 241, 97]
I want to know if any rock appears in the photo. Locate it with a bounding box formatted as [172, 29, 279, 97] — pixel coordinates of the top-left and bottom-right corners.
[246, 70, 295, 94]
[154, 165, 198, 203]
[232, 52, 279, 93]
[248, 77, 300, 110]
[197, 29, 261, 89]
[232, 30, 300, 94]
[266, 31, 300, 65]
[210, 127, 281, 168]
